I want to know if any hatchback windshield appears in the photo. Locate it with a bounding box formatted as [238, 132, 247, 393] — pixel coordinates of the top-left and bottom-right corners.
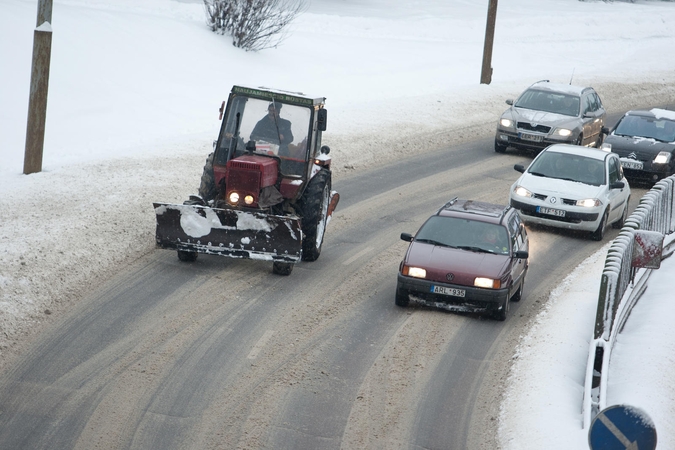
[615, 115, 675, 143]
[528, 151, 605, 186]
[416, 216, 510, 255]
[515, 89, 580, 117]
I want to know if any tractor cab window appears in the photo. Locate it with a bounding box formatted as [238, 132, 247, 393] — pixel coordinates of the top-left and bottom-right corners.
[219, 96, 311, 176]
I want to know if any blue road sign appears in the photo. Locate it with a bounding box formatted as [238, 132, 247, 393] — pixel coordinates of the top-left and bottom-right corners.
[588, 404, 657, 450]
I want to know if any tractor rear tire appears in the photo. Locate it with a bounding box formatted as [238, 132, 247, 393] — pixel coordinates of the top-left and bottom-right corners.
[272, 262, 293, 276]
[198, 152, 216, 202]
[299, 169, 331, 262]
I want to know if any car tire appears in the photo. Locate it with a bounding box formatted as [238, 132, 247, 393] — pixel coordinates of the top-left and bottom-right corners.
[395, 286, 410, 307]
[512, 277, 525, 302]
[574, 134, 583, 146]
[177, 250, 198, 262]
[494, 296, 509, 321]
[612, 197, 630, 229]
[590, 209, 609, 241]
[272, 262, 293, 276]
[495, 140, 507, 154]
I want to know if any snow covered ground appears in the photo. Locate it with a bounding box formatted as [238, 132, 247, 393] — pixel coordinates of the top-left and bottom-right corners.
[2, 0, 675, 447]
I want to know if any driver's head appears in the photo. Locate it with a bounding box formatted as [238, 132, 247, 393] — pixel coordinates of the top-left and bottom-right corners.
[268, 102, 281, 117]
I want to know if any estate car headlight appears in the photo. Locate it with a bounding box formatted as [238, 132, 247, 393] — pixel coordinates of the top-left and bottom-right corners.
[402, 265, 426, 279]
[552, 128, 573, 138]
[474, 277, 501, 289]
[576, 198, 602, 208]
[228, 192, 240, 204]
[654, 152, 672, 165]
[500, 118, 514, 128]
[513, 186, 533, 198]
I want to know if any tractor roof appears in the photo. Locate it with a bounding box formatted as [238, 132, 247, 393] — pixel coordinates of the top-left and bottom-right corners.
[231, 85, 326, 108]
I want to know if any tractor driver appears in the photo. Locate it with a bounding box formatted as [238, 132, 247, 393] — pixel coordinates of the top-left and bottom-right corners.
[250, 103, 294, 153]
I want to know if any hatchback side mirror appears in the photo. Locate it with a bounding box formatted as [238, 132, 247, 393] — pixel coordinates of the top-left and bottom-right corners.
[506, 99, 514, 106]
[514, 250, 529, 259]
[400, 232, 414, 242]
[514, 164, 525, 173]
[610, 181, 625, 190]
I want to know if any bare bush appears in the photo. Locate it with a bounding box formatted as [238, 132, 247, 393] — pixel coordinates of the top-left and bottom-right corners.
[204, 0, 307, 51]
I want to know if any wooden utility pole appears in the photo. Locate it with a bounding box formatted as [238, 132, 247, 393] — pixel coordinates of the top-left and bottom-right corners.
[480, 0, 498, 85]
[24, 0, 53, 175]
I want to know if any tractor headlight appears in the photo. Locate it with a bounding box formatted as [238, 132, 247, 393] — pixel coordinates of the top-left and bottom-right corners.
[576, 198, 601, 207]
[514, 186, 533, 198]
[475, 277, 501, 289]
[244, 195, 254, 205]
[654, 152, 671, 165]
[228, 192, 240, 204]
[402, 265, 426, 279]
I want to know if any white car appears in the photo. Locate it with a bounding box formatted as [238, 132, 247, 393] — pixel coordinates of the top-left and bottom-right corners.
[509, 144, 631, 241]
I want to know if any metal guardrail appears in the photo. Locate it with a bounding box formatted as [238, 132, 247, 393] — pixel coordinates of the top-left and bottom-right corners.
[582, 176, 675, 429]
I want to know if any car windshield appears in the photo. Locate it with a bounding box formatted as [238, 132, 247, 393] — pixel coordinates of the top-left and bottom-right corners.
[416, 216, 510, 255]
[218, 96, 312, 176]
[614, 114, 675, 143]
[514, 89, 580, 117]
[528, 151, 606, 186]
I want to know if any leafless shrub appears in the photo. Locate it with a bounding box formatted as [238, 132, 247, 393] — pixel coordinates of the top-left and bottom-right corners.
[204, 0, 307, 51]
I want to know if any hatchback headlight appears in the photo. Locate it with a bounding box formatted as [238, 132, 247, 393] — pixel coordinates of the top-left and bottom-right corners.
[500, 118, 514, 128]
[403, 265, 426, 279]
[576, 198, 602, 207]
[553, 128, 573, 138]
[654, 152, 671, 165]
[475, 277, 501, 289]
[513, 186, 533, 198]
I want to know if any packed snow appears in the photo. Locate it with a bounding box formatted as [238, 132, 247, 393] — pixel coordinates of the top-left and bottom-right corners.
[2, 0, 675, 448]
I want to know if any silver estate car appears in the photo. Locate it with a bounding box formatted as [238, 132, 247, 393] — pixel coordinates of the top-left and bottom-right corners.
[495, 80, 606, 154]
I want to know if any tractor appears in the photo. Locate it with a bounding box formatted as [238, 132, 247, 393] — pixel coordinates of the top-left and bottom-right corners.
[153, 85, 339, 275]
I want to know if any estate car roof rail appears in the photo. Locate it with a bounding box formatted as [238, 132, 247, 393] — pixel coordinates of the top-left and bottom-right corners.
[437, 197, 459, 214]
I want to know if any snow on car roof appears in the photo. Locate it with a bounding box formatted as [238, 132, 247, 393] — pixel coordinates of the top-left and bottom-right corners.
[650, 108, 675, 121]
[529, 81, 587, 96]
[543, 144, 609, 161]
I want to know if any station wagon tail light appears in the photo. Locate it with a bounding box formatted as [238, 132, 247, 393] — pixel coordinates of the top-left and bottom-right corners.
[654, 152, 671, 165]
[474, 277, 500, 289]
[402, 265, 426, 279]
[514, 186, 532, 198]
[576, 198, 601, 208]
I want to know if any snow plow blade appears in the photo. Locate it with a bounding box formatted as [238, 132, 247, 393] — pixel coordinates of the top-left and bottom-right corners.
[153, 203, 302, 262]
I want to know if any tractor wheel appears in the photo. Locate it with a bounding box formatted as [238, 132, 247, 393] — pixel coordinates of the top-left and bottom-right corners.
[198, 152, 216, 202]
[272, 262, 293, 276]
[299, 169, 331, 262]
[177, 250, 198, 262]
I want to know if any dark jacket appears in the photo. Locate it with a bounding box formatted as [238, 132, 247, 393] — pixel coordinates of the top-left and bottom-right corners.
[250, 115, 293, 146]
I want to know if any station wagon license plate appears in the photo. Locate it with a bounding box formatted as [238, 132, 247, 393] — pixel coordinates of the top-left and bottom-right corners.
[537, 206, 566, 217]
[620, 158, 643, 170]
[431, 285, 466, 297]
[519, 132, 543, 143]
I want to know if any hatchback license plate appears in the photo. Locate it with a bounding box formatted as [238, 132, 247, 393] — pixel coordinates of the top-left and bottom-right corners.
[537, 206, 566, 217]
[431, 285, 466, 297]
[620, 158, 643, 170]
[519, 132, 543, 143]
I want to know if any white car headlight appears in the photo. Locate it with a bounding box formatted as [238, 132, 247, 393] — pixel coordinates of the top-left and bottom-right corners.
[576, 198, 602, 208]
[474, 277, 501, 289]
[513, 186, 533, 198]
[500, 118, 514, 128]
[553, 128, 573, 138]
[404, 266, 426, 279]
[654, 152, 671, 165]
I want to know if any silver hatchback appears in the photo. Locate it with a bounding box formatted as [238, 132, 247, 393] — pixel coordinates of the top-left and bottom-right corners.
[495, 80, 606, 154]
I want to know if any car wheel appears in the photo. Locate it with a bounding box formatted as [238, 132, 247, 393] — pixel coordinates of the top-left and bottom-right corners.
[574, 134, 583, 146]
[177, 250, 198, 262]
[272, 262, 293, 275]
[590, 209, 609, 241]
[612, 197, 630, 229]
[495, 140, 507, 154]
[512, 277, 525, 302]
[395, 286, 410, 307]
[494, 296, 509, 321]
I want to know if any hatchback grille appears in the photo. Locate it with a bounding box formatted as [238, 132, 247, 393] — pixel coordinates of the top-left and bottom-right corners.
[518, 122, 551, 133]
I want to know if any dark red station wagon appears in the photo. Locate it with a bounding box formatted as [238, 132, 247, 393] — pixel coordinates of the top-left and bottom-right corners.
[396, 198, 529, 321]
